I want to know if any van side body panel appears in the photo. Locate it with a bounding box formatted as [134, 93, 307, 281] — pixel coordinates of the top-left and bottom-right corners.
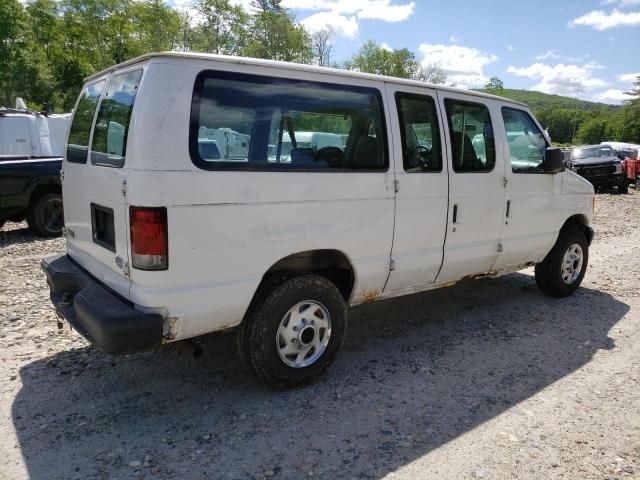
[125, 61, 395, 340]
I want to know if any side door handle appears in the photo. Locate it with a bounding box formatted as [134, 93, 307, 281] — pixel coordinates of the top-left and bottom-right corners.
[506, 200, 511, 218]
[452, 204, 458, 224]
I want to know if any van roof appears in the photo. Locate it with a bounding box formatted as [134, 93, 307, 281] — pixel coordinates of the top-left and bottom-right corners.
[85, 51, 528, 108]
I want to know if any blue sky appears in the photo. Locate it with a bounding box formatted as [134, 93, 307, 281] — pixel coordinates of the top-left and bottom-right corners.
[181, 0, 640, 103]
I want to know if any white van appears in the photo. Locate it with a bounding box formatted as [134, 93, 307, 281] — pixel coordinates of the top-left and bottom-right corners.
[42, 53, 595, 388]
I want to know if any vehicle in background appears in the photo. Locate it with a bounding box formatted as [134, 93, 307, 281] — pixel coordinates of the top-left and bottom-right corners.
[619, 147, 640, 188]
[42, 52, 594, 388]
[0, 107, 70, 159]
[198, 126, 250, 160]
[0, 105, 69, 235]
[268, 131, 344, 163]
[566, 145, 628, 194]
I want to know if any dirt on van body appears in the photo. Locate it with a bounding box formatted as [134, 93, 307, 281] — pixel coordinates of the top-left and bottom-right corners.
[1, 192, 639, 480]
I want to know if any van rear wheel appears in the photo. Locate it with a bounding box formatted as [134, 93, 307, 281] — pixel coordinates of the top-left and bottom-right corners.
[239, 274, 347, 388]
[535, 225, 589, 297]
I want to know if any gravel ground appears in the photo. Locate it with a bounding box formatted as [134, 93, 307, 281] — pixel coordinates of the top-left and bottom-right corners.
[1, 192, 639, 480]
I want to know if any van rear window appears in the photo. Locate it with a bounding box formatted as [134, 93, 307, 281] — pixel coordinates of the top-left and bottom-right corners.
[91, 69, 143, 168]
[67, 80, 105, 164]
[190, 71, 388, 171]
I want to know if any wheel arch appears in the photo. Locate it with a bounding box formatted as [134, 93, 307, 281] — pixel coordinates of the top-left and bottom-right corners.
[561, 214, 593, 246]
[259, 249, 356, 302]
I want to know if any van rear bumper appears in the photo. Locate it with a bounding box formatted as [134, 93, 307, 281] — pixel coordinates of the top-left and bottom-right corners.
[41, 253, 163, 354]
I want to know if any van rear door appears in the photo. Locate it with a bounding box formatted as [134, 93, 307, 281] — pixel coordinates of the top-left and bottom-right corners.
[63, 68, 144, 297]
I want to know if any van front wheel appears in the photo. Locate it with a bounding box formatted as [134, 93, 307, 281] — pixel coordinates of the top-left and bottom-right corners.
[239, 274, 347, 388]
[535, 225, 589, 297]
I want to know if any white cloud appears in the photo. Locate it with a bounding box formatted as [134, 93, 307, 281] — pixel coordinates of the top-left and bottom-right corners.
[593, 89, 632, 103]
[283, 0, 415, 37]
[449, 35, 459, 43]
[283, 0, 415, 21]
[619, 72, 640, 82]
[570, 9, 640, 30]
[418, 43, 498, 88]
[380, 42, 393, 51]
[602, 0, 640, 6]
[301, 11, 359, 37]
[507, 44, 515, 51]
[534, 49, 592, 63]
[507, 62, 609, 96]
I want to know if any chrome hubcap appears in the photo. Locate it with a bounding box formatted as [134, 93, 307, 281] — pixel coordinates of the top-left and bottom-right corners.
[561, 243, 584, 284]
[276, 301, 331, 368]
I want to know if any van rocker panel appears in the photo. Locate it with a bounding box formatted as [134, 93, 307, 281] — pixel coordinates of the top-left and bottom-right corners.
[41, 253, 163, 354]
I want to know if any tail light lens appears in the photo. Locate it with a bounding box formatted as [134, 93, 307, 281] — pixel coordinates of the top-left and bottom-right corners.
[129, 206, 168, 270]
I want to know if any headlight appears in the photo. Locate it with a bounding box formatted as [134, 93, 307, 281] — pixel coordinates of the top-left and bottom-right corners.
[615, 162, 623, 174]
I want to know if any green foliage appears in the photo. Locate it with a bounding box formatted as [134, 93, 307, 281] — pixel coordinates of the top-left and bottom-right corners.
[484, 76, 504, 93]
[1, 0, 314, 111]
[344, 40, 447, 84]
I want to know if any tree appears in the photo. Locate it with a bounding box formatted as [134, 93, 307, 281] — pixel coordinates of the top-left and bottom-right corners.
[242, 3, 312, 63]
[576, 117, 612, 145]
[131, 0, 184, 53]
[625, 75, 640, 107]
[0, 0, 28, 106]
[415, 63, 447, 84]
[345, 40, 447, 84]
[484, 76, 504, 93]
[311, 26, 334, 67]
[191, 0, 248, 55]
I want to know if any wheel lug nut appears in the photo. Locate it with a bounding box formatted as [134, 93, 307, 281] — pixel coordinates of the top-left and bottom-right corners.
[293, 326, 299, 332]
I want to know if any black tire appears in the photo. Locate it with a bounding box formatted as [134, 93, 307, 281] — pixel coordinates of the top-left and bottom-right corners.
[619, 182, 629, 194]
[238, 274, 347, 388]
[27, 193, 64, 237]
[535, 225, 589, 298]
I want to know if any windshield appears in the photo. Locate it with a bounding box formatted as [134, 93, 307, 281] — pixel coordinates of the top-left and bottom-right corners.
[572, 147, 613, 160]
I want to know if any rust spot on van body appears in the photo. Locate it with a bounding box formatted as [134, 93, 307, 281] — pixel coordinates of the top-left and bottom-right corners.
[360, 290, 381, 303]
[164, 317, 179, 341]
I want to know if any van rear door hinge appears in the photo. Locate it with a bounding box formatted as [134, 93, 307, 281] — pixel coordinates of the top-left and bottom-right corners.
[121, 179, 127, 196]
[503, 177, 508, 188]
[390, 258, 396, 271]
[394, 180, 400, 193]
[497, 242, 503, 253]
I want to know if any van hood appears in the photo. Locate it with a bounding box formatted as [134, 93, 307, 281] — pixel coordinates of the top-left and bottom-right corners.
[562, 170, 595, 194]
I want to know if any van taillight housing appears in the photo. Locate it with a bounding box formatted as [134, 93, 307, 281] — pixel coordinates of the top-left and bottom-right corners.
[129, 206, 168, 270]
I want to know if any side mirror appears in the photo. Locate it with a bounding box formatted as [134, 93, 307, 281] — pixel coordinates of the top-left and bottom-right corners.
[543, 147, 565, 173]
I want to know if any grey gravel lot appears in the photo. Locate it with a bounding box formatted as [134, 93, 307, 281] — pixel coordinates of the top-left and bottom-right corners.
[1, 192, 639, 480]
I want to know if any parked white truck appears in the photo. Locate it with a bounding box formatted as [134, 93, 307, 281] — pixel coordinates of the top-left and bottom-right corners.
[42, 53, 595, 387]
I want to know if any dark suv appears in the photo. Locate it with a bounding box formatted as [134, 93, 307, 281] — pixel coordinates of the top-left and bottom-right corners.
[566, 145, 628, 194]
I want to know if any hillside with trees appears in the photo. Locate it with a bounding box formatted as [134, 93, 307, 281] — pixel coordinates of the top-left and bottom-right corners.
[479, 80, 640, 146]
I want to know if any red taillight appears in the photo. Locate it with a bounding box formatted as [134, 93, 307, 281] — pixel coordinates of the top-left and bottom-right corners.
[129, 206, 168, 270]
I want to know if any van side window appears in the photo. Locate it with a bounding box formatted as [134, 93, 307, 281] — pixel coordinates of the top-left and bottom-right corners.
[67, 80, 105, 164]
[395, 92, 442, 172]
[190, 71, 388, 171]
[91, 69, 143, 168]
[501, 107, 547, 173]
[444, 99, 495, 173]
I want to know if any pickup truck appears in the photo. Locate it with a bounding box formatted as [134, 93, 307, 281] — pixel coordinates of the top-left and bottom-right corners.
[0, 157, 63, 236]
[0, 108, 67, 235]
